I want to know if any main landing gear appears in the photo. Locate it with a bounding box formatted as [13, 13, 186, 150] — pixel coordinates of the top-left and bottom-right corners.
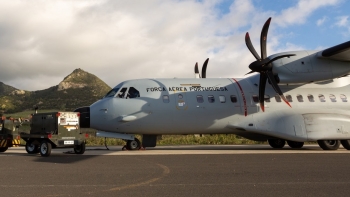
[122, 138, 142, 150]
[268, 139, 350, 150]
[268, 139, 304, 149]
[317, 140, 350, 150]
[317, 140, 340, 150]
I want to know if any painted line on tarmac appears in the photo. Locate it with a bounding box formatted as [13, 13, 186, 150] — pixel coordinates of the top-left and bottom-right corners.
[108, 163, 170, 191]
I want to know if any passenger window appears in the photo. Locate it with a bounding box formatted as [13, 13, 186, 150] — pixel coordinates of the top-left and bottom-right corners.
[252, 95, 259, 103]
[319, 94, 326, 102]
[307, 94, 314, 102]
[297, 95, 303, 102]
[219, 95, 226, 103]
[163, 95, 170, 103]
[264, 95, 270, 102]
[275, 95, 281, 102]
[286, 95, 293, 102]
[329, 94, 336, 102]
[208, 95, 215, 103]
[340, 94, 347, 102]
[127, 87, 140, 99]
[117, 87, 128, 98]
[230, 95, 237, 103]
[197, 95, 204, 103]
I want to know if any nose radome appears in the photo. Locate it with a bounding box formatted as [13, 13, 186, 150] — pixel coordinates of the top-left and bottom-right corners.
[74, 106, 90, 128]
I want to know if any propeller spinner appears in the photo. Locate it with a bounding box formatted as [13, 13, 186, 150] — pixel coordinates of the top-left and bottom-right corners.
[245, 17, 295, 112]
[194, 58, 209, 78]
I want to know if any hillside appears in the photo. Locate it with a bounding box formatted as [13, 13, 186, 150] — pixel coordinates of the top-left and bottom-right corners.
[0, 68, 111, 113]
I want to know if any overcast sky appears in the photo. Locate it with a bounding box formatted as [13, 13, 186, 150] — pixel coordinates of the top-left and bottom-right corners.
[0, 0, 349, 91]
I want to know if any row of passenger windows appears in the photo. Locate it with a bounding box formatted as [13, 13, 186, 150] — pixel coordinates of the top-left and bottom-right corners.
[162, 94, 348, 103]
[257, 94, 348, 103]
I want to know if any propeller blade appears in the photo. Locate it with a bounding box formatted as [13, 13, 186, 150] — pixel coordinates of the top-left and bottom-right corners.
[260, 17, 271, 59]
[266, 71, 291, 108]
[194, 62, 201, 78]
[245, 33, 261, 60]
[259, 73, 267, 112]
[195, 62, 199, 74]
[201, 58, 209, 78]
[245, 70, 255, 75]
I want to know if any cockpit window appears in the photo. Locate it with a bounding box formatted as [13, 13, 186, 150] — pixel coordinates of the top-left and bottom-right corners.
[104, 88, 120, 98]
[116, 88, 128, 98]
[127, 87, 140, 99]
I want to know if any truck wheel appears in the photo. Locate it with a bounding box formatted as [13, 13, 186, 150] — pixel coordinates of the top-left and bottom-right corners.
[74, 142, 86, 154]
[25, 142, 39, 154]
[40, 140, 52, 157]
[0, 147, 8, 152]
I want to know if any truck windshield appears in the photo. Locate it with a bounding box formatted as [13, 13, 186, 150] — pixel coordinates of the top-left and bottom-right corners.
[104, 88, 120, 98]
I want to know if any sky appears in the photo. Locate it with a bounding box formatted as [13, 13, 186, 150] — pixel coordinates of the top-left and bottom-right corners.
[0, 0, 350, 91]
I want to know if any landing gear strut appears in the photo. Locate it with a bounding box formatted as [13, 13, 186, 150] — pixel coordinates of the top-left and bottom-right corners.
[268, 139, 285, 148]
[123, 138, 141, 150]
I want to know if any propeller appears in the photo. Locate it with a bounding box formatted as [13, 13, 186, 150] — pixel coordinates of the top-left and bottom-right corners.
[245, 17, 295, 112]
[194, 58, 209, 78]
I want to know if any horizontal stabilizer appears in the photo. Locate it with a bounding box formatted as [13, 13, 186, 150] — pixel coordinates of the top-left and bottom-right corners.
[320, 40, 350, 61]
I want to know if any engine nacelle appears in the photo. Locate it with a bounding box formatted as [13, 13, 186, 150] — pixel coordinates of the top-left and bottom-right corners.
[270, 50, 350, 84]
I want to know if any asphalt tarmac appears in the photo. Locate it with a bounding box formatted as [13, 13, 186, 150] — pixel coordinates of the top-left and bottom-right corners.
[1, 145, 350, 197]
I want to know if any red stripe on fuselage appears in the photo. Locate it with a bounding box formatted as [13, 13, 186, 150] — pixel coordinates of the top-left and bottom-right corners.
[232, 78, 247, 116]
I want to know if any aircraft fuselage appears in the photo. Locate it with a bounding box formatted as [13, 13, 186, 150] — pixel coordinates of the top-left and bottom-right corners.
[89, 74, 350, 142]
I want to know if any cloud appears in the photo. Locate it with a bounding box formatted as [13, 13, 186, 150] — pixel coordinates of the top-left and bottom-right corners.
[335, 16, 349, 27]
[274, 0, 341, 27]
[335, 15, 350, 37]
[0, 0, 344, 91]
[316, 16, 328, 26]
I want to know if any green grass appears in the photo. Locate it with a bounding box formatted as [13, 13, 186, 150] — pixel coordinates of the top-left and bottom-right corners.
[85, 134, 266, 146]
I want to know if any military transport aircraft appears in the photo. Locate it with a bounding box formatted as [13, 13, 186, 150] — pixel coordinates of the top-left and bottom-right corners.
[75, 17, 350, 151]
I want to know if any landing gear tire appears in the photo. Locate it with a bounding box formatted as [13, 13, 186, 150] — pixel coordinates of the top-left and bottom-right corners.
[268, 139, 285, 148]
[25, 141, 39, 154]
[126, 138, 141, 150]
[317, 140, 340, 150]
[0, 147, 8, 152]
[74, 142, 86, 154]
[40, 140, 52, 157]
[340, 140, 350, 150]
[287, 141, 304, 148]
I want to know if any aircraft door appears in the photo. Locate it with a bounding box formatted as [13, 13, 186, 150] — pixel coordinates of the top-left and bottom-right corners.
[174, 92, 188, 111]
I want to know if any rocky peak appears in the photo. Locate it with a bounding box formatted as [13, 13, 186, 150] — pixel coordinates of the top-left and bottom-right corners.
[58, 68, 92, 91]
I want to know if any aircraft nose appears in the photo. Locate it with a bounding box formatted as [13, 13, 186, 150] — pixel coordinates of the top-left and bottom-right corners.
[74, 106, 90, 128]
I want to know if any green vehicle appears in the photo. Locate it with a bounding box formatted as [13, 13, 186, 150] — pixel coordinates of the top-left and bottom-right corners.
[0, 117, 21, 153]
[20, 112, 87, 157]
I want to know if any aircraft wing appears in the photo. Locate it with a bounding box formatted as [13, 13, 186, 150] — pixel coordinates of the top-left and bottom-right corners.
[319, 40, 350, 61]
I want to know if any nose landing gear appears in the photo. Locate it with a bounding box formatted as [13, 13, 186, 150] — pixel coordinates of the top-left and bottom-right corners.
[122, 138, 142, 150]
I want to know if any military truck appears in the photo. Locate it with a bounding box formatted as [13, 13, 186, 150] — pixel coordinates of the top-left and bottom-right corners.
[20, 112, 86, 157]
[0, 117, 21, 152]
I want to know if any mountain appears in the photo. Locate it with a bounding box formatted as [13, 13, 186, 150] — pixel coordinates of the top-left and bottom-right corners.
[0, 68, 111, 113]
[0, 82, 23, 97]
